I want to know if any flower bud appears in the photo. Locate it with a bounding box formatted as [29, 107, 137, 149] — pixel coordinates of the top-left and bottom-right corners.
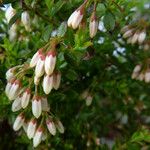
[30, 49, 43, 68]
[43, 75, 53, 94]
[138, 31, 146, 44]
[41, 97, 50, 112]
[5, 79, 15, 97]
[32, 96, 42, 118]
[12, 95, 22, 112]
[67, 5, 84, 29]
[9, 79, 22, 101]
[21, 11, 31, 32]
[145, 72, 150, 83]
[133, 65, 141, 73]
[123, 29, 133, 38]
[45, 50, 56, 75]
[53, 72, 61, 90]
[121, 25, 130, 33]
[27, 118, 37, 139]
[6, 68, 15, 81]
[138, 73, 144, 81]
[13, 113, 25, 131]
[33, 126, 43, 147]
[89, 12, 98, 38]
[131, 31, 139, 44]
[46, 118, 56, 136]
[21, 88, 31, 109]
[55, 119, 64, 134]
[5, 5, 16, 23]
[35, 54, 45, 77]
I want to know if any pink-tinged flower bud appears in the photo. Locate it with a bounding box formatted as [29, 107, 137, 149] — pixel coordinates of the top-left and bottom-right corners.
[121, 25, 130, 33]
[21, 88, 31, 109]
[133, 65, 141, 73]
[27, 118, 37, 139]
[13, 113, 25, 131]
[55, 119, 64, 134]
[34, 76, 40, 85]
[46, 118, 56, 136]
[33, 126, 43, 147]
[43, 75, 53, 94]
[5, 5, 16, 23]
[41, 97, 50, 112]
[131, 31, 139, 44]
[32, 96, 42, 118]
[131, 72, 138, 79]
[123, 29, 133, 38]
[138, 73, 144, 81]
[5, 79, 14, 96]
[21, 11, 31, 32]
[9, 80, 22, 101]
[12, 95, 22, 112]
[89, 12, 98, 38]
[45, 51, 56, 75]
[138, 31, 146, 44]
[67, 5, 84, 29]
[35, 54, 45, 77]
[6, 68, 15, 81]
[30, 49, 43, 68]
[145, 72, 150, 83]
[53, 72, 61, 90]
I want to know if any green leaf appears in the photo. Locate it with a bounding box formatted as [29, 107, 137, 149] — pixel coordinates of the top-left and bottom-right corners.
[57, 22, 67, 37]
[103, 12, 115, 31]
[45, 0, 54, 10]
[66, 69, 78, 81]
[96, 3, 106, 16]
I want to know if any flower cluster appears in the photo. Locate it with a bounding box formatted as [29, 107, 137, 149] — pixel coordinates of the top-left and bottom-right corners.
[121, 25, 146, 45]
[5, 39, 64, 147]
[132, 64, 150, 83]
[5, 5, 31, 41]
[67, 1, 99, 38]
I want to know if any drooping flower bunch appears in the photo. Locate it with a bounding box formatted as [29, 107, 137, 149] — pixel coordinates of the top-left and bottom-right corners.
[5, 5, 31, 41]
[121, 18, 150, 51]
[67, 0, 99, 38]
[5, 38, 64, 147]
[131, 62, 150, 83]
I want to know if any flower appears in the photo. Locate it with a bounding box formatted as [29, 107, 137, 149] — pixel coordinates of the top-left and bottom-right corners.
[33, 126, 43, 147]
[21, 11, 31, 32]
[138, 31, 146, 44]
[13, 113, 25, 131]
[30, 49, 43, 68]
[27, 118, 37, 139]
[5, 79, 15, 97]
[6, 68, 15, 81]
[11, 95, 22, 112]
[131, 31, 139, 44]
[5, 5, 16, 23]
[46, 118, 56, 136]
[53, 72, 61, 90]
[67, 5, 84, 29]
[32, 96, 42, 118]
[89, 12, 98, 38]
[55, 119, 64, 134]
[45, 50, 56, 75]
[43, 74, 53, 94]
[8, 79, 22, 101]
[145, 72, 150, 83]
[21, 88, 31, 109]
[35, 54, 45, 77]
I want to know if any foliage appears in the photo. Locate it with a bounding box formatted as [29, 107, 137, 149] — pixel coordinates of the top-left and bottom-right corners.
[0, 0, 150, 149]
